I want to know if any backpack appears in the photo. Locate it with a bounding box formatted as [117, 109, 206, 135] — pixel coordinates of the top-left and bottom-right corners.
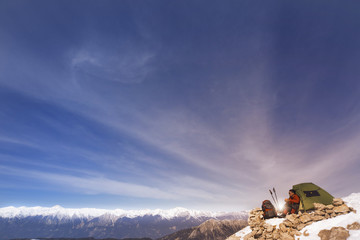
[261, 200, 277, 219]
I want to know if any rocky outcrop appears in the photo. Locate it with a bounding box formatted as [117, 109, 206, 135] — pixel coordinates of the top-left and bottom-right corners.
[239, 198, 356, 240]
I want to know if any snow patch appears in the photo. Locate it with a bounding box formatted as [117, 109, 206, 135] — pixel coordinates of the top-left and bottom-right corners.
[297, 192, 360, 240]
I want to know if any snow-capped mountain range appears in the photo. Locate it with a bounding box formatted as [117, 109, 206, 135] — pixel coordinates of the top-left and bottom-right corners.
[0, 205, 246, 220]
[0, 206, 248, 240]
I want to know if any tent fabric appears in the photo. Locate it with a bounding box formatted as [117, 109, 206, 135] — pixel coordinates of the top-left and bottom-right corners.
[292, 182, 334, 211]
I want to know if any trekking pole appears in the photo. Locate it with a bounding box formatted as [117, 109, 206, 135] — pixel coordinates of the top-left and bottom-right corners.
[273, 187, 279, 206]
[269, 190, 278, 207]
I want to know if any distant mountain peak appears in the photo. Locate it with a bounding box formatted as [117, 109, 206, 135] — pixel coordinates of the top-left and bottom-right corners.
[0, 205, 248, 240]
[0, 205, 247, 220]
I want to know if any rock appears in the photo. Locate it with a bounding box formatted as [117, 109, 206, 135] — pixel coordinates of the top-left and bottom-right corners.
[318, 227, 350, 240]
[349, 207, 357, 213]
[312, 215, 326, 221]
[299, 214, 312, 224]
[347, 221, 360, 230]
[265, 232, 273, 239]
[279, 223, 288, 233]
[272, 229, 280, 239]
[326, 204, 334, 210]
[305, 221, 313, 227]
[254, 228, 263, 238]
[326, 209, 334, 214]
[283, 220, 294, 228]
[249, 214, 263, 228]
[252, 207, 262, 212]
[332, 198, 344, 206]
[333, 205, 350, 214]
[314, 203, 326, 211]
[279, 232, 294, 240]
[286, 214, 299, 224]
[318, 229, 331, 240]
[297, 223, 306, 231]
[264, 223, 274, 232]
[289, 228, 301, 236]
[315, 210, 326, 216]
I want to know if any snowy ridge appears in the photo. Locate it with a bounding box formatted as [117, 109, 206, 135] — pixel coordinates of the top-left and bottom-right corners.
[231, 192, 360, 240]
[0, 205, 246, 220]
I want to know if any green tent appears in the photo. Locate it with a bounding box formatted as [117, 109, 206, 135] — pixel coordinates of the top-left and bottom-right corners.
[292, 182, 334, 211]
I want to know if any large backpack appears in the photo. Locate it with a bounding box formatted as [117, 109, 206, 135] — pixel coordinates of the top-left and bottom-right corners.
[261, 200, 277, 219]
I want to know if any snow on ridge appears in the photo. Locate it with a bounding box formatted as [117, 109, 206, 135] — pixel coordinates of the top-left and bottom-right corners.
[233, 192, 360, 240]
[0, 205, 246, 220]
[343, 192, 360, 211]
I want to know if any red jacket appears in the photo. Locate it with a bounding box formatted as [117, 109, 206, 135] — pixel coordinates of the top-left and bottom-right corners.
[287, 194, 300, 204]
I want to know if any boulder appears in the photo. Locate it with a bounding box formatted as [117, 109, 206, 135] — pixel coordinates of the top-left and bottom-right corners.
[318, 229, 331, 240]
[325, 204, 334, 210]
[250, 208, 262, 215]
[314, 203, 326, 211]
[279, 223, 288, 233]
[314, 210, 326, 216]
[333, 205, 350, 214]
[264, 223, 274, 232]
[325, 209, 334, 214]
[349, 207, 357, 213]
[347, 221, 360, 230]
[332, 198, 344, 206]
[249, 214, 263, 228]
[272, 229, 280, 239]
[264, 232, 273, 239]
[312, 215, 326, 221]
[299, 213, 312, 224]
[297, 223, 306, 231]
[254, 228, 263, 238]
[283, 220, 294, 228]
[318, 227, 350, 240]
[286, 214, 299, 224]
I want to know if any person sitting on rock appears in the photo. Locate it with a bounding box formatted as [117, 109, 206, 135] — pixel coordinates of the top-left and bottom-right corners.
[283, 189, 300, 215]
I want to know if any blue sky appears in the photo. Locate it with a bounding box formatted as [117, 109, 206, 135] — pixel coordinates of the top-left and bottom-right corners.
[1, 0, 360, 211]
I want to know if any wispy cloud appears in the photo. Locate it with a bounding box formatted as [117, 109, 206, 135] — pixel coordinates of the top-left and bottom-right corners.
[0, 165, 175, 200]
[70, 42, 155, 84]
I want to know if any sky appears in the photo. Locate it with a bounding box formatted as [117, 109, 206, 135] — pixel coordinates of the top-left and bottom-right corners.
[1, 0, 360, 212]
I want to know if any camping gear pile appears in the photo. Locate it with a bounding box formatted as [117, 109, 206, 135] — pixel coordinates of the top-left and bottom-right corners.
[243, 182, 357, 240]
